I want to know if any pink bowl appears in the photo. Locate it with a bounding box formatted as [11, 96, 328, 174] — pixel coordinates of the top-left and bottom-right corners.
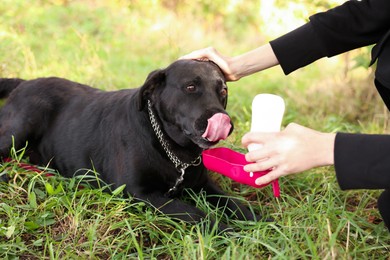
[202, 147, 280, 197]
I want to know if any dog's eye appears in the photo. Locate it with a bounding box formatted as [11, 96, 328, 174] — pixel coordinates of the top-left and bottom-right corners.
[220, 87, 227, 97]
[186, 85, 196, 92]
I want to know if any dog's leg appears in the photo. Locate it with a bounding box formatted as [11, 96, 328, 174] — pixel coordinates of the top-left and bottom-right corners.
[134, 192, 230, 232]
[199, 181, 262, 222]
[0, 80, 62, 159]
[0, 103, 35, 158]
[0, 122, 26, 157]
[137, 192, 207, 222]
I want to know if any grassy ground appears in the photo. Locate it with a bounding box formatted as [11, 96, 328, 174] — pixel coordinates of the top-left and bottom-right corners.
[0, 1, 389, 259]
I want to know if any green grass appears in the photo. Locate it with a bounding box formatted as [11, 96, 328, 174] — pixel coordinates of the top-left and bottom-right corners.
[0, 1, 389, 259]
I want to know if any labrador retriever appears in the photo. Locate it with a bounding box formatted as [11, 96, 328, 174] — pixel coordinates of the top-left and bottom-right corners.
[0, 60, 260, 231]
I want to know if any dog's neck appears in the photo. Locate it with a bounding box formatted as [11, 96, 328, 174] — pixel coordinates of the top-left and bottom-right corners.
[147, 100, 202, 172]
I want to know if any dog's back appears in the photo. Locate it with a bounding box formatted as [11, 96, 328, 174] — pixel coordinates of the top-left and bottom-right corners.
[0, 78, 25, 99]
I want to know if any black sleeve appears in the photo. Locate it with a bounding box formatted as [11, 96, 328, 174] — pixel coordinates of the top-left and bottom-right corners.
[334, 133, 390, 190]
[270, 0, 390, 75]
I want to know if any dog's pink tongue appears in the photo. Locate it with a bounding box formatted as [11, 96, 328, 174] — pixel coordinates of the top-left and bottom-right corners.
[202, 113, 231, 142]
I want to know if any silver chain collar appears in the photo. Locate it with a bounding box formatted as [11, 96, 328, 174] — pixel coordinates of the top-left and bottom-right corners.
[147, 100, 202, 195]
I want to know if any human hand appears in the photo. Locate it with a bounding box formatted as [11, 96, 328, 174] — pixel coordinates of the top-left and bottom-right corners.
[179, 47, 239, 81]
[180, 44, 279, 82]
[241, 123, 336, 186]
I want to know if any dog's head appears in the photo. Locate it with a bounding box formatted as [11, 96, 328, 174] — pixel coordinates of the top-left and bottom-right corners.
[139, 60, 233, 149]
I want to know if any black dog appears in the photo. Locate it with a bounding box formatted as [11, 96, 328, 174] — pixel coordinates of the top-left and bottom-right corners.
[0, 60, 260, 230]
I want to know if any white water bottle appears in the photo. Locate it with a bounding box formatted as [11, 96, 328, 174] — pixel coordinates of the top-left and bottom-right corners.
[248, 94, 285, 152]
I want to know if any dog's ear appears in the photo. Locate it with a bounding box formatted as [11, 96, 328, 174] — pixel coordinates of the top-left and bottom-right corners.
[223, 89, 228, 109]
[208, 60, 229, 109]
[137, 69, 166, 110]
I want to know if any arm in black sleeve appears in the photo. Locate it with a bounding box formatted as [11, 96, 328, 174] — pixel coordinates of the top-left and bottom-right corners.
[334, 133, 390, 190]
[270, 0, 390, 75]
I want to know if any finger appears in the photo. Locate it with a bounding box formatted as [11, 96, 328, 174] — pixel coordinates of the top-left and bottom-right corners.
[255, 169, 283, 186]
[179, 50, 209, 60]
[179, 47, 215, 60]
[241, 132, 273, 147]
[243, 157, 277, 173]
[243, 162, 269, 173]
[244, 148, 268, 162]
[244, 144, 279, 164]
